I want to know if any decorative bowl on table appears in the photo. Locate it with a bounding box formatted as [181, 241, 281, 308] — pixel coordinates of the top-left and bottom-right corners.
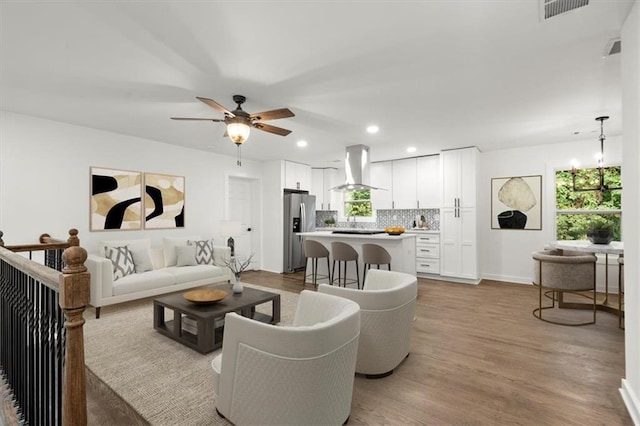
[183, 288, 228, 305]
[385, 226, 405, 236]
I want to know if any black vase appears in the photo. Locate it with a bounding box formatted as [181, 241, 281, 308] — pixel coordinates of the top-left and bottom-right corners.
[497, 210, 527, 229]
[587, 230, 613, 245]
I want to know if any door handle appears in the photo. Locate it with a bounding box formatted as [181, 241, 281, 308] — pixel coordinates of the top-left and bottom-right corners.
[247, 227, 252, 232]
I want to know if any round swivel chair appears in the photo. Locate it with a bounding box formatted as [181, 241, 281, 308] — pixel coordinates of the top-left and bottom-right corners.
[532, 249, 597, 326]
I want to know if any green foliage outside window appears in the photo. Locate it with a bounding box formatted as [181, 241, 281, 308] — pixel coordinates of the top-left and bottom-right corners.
[344, 190, 372, 217]
[555, 168, 621, 241]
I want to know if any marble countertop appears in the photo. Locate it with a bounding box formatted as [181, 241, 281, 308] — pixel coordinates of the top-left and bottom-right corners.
[299, 231, 416, 240]
[548, 240, 623, 254]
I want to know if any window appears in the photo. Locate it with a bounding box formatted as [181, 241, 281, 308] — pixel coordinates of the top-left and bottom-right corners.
[344, 189, 373, 219]
[555, 167, 622, 241]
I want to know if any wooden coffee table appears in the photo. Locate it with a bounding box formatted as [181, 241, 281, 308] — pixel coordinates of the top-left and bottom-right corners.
[153, 283, 281, 354]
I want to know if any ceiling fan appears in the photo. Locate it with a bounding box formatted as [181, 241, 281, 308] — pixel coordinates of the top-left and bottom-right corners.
[171, 94, 294, 143]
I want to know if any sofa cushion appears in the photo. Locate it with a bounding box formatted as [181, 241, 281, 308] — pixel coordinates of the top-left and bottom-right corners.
[100, 239, 153, 273]
[112, 270, 176, 296]
[105, 245, 136, 281]
[188, 239, 215, 265]
[176, 245, 198, 267]
[164, 265, 227, 284]
[163, 236, 201, 267]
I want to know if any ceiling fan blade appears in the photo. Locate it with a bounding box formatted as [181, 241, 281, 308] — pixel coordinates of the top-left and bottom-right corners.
[171, 117, 224, 122]
[250, 108, 295, 121]
[253, 122, 292, 136]
[196, 97, 235, 117]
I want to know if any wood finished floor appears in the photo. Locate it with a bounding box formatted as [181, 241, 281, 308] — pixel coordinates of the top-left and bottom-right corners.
[87, 271, 631, 425]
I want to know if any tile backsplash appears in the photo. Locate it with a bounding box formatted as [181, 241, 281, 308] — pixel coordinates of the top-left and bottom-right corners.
[316, 208, 440, 231]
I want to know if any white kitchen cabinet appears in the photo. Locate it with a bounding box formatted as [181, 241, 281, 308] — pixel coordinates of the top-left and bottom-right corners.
[284, 161, 311, 191]
[441, 147, 477, 208]
[392, 158, 417, 209]
[439, 147, 478, 282]
[371, 161, 393, 209]
[416, 155, 440, 208]
[311, 167, 341, 210]
[414, 232, 440, 275]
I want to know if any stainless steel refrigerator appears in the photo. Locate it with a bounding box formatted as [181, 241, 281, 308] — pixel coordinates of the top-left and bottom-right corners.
[283, 191, 316, 273]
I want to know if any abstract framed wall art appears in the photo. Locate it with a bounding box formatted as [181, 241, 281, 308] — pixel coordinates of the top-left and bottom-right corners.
[90, 167, 143, 231]
[144, 173, 185, 229]
[491, 175, 542, 230]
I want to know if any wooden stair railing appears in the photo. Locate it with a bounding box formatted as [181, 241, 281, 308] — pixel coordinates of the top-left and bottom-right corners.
[0, 229, 89, 426]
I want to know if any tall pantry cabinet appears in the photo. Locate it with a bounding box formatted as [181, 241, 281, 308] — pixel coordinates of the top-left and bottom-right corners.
[440, 147, 479, 282]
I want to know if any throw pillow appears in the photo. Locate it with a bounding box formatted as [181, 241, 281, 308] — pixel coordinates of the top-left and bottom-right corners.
[105, 245, 136, 281]
[176, 244, 198, 267]
[188, 239, 214, 265]
[162, 236, 201, 267]
[100, 239, 153, 272]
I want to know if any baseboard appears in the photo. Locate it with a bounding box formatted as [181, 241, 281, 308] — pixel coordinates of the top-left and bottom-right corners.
[620, 379, 640, 425]
[481, 273, 531, 285]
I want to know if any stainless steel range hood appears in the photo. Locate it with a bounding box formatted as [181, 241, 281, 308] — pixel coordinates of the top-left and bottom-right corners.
[330, 144, 383, 191]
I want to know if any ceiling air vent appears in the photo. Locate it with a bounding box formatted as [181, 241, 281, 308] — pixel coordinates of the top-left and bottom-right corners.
[604, 38, 622, 57]
[542, 0, 589, 20]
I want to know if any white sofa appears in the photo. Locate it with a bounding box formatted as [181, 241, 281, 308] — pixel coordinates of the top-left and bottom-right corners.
[319, 269, 417, 377]
[86, 237, 231, 318]
[211, 290, 361, 425]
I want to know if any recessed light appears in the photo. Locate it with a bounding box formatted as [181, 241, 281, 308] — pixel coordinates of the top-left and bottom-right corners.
[407, 146, 417, 153]
[297, 140, 308, 147]
[366, 125, 379, 134]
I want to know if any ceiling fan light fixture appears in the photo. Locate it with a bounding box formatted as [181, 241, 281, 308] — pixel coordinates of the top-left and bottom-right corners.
[226, 119, 251, 145]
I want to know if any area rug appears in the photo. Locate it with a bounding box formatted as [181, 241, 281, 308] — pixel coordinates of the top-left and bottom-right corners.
[83, 283, 299, 425]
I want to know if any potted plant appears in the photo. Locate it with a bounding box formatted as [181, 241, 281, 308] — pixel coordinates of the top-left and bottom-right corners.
[585, 217, 614, 245]
[324, 217, 336, 228]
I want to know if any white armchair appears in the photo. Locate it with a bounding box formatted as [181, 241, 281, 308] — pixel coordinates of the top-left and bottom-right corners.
[319, 269, 417, 378]
[211, 290, 360, 425]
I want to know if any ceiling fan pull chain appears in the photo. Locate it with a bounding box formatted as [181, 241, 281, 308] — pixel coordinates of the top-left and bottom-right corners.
[237, 144, 242, 166]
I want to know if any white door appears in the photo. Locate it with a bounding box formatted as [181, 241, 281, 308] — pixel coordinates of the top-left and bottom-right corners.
[228, 177, 259, 269]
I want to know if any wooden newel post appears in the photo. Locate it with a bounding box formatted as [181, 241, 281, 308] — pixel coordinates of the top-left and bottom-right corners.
[67, 228, 80, 247]
[0, 230, 4, 246]
[59, 245, 90, 426]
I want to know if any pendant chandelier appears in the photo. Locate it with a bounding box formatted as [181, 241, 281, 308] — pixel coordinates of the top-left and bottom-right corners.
[570, 116, 622, 192]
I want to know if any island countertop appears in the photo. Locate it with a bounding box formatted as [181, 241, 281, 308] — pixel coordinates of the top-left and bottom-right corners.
[297, 231, 416, 240]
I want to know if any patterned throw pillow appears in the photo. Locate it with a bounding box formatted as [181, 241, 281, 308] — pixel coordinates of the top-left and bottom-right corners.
[188, 239, 214, 265]
[105, 245, 136, 281]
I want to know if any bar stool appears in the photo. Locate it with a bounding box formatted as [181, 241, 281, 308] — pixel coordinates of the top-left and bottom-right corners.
[362, 243, 391, 283]
[331, 242, 360, 289]
[618, 254, 624, 329]
[303, 240, 331, 288]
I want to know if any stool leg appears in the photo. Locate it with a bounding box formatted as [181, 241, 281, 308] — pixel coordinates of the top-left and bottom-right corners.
[302, 257, 308, 286]
[332, 260, 337, 286]
[343, 261, 347, 287]
[356, 260, 360, 289]
[313, 258, 318, 288]
[326, 257, 331, 284]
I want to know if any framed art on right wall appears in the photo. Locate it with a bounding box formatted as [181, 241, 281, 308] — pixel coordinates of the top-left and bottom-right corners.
[491, 175, 542, 230]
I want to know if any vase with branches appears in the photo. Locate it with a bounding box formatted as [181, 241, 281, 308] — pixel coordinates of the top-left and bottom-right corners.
[223, 253, 254, 293]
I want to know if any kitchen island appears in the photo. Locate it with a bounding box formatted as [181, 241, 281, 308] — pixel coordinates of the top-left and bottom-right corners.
[297, 231, 417, 285]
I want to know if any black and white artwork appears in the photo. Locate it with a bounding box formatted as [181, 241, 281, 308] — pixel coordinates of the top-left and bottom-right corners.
[491, 175, 542, 230]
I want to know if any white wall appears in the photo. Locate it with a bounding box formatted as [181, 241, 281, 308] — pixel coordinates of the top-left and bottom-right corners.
[621, 1, 640, 422]
[0, 111, 263, 259]
[479, 136, 622, 285]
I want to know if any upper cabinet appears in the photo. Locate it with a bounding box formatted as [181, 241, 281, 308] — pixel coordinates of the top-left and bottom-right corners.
[440, 147, 478, 208]
[392, 158, 418, 209]
[371, 155, 440, 210]
[371, 161, 394, 209]
[284, 161, 311, 191]
[311, 167, 341, 210]
[416, 155, 441, 208]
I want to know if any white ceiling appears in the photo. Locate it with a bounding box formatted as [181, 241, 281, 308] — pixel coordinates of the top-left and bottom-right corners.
[0, 1, 634, 167]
